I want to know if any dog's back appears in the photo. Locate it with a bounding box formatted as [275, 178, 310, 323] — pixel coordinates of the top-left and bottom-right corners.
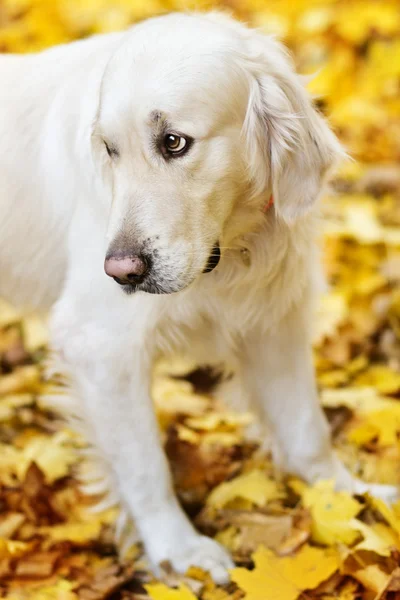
[0, 33, 122, 310]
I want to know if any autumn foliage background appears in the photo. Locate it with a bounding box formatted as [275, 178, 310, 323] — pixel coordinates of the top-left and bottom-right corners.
[1, 1, 400, 599]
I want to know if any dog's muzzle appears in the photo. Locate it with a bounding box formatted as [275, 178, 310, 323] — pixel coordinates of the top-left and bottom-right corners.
[203, 242, 221, 274]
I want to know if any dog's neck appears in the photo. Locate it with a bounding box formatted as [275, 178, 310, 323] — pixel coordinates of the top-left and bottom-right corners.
[219, 189, 318, 284]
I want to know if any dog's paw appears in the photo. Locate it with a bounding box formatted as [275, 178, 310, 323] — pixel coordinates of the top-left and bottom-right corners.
[153, 535, 234, 585]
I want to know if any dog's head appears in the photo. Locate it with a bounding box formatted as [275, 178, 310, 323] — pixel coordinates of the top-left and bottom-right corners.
[93, 12, 343, 294]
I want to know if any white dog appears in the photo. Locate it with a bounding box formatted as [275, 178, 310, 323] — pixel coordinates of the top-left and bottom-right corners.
[0, 11, 396, 583]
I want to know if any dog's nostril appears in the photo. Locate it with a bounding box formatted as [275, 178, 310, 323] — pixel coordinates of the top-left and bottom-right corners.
[104, 254, 149, 285]
[127, 256, 148, 278]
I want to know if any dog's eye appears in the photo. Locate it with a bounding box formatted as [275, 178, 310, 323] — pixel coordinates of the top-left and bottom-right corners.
[104, 140, 119, 158]
[164, 134, 188, 155]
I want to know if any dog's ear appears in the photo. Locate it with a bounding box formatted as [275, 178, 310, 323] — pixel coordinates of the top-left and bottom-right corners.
[242, 33, 344, 224]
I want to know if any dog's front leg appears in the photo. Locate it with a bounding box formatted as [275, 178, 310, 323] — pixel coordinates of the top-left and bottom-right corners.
[51, 299, 232, 583]
[242, 299, 398, 502]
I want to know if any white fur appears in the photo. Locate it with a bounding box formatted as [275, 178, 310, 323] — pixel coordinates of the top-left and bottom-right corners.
[0, 12, 396, 583]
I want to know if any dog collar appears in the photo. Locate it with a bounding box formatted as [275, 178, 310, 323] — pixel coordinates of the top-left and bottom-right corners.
[263, 194, 274, 213]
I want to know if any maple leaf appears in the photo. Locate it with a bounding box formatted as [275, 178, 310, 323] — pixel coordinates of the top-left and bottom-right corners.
[206, 470, 283, 509]
[230, 545, 340, 600]
[0, 298, 21, 327]
[16, 431, 79, 483]
[0, 539, 31, 559]
[369, 495, 400, 536]
[321, 387, 394, 414]
[348, 407, 400, 447]
[5, 579, 78, 600]
[314, 292, 349, 344]
[145, 583, 197, 600]
[22, 314, 49, 352]
[350, 519, 400, 556]
[300, 480, 362, 545]
[350, 564, 391, 595]
[38, 520, 103, 544]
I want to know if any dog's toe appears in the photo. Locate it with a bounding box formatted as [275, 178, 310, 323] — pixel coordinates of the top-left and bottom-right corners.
[156, 535, 234, 585]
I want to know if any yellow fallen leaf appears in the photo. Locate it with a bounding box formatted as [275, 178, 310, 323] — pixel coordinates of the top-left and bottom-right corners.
[354, 272, 386, 296]
[215, 526, 239, 553]
[231, 552, 298, 600]
[0, 444, 22, 484]
[288, 477, 307, 496]
[145, 583, 197, 600]
[202, 432, 244, 447]
[348, 421, 379, 446]
[175, 424, 201, 444]
[350, 519, 399, 556]
[346, 355, 369, 376]
[369, 496, 400, 536]
[318, 369, 349, 388]
[336, 580, 361, 600]
[153, 376, 210, 417]
[207, 470, 283, 509]
[301, 480, 362, 545]
[185, 411, 253, 432]
[0, 538, 30, 559]
[336, 3, 400, 44]
[0, 298, 21, 327]
[321, 387, 394, 414]
[343, 199, 383, 243]
[0, 394, 34, 423]
[38, 520, 102, 543]
[0, 513, 25, 538]
[0, 365, 40, 395]
[298, 6, 333, 35]
[314, 292, 349, 343]
[154, 356, 199, 378]
[22, 314, 49, 352]
[6, 579, 78, 600]
[231, 545, 339, 600]
[349, 408, 400, 447]
[354, 366, 400, 395]
[17, 431, 78, 483]
[352, 564, 390, 595]
[354, 446, 400, 485]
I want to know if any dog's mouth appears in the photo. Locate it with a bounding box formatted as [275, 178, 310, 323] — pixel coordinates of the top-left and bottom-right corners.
[114, 241, 221, 296]
[202, 242, 221, 274]
[116, 277, 183, 296]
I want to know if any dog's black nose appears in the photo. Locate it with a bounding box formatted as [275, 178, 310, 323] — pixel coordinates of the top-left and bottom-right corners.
[104, 254, 149, 285]
[203, 242, 221, 274]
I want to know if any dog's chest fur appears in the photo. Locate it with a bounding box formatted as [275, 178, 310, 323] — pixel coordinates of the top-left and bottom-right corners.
[152, 214, 322, 366]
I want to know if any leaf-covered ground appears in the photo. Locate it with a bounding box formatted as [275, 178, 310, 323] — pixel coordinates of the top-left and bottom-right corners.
[1, 1, 400, 598]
